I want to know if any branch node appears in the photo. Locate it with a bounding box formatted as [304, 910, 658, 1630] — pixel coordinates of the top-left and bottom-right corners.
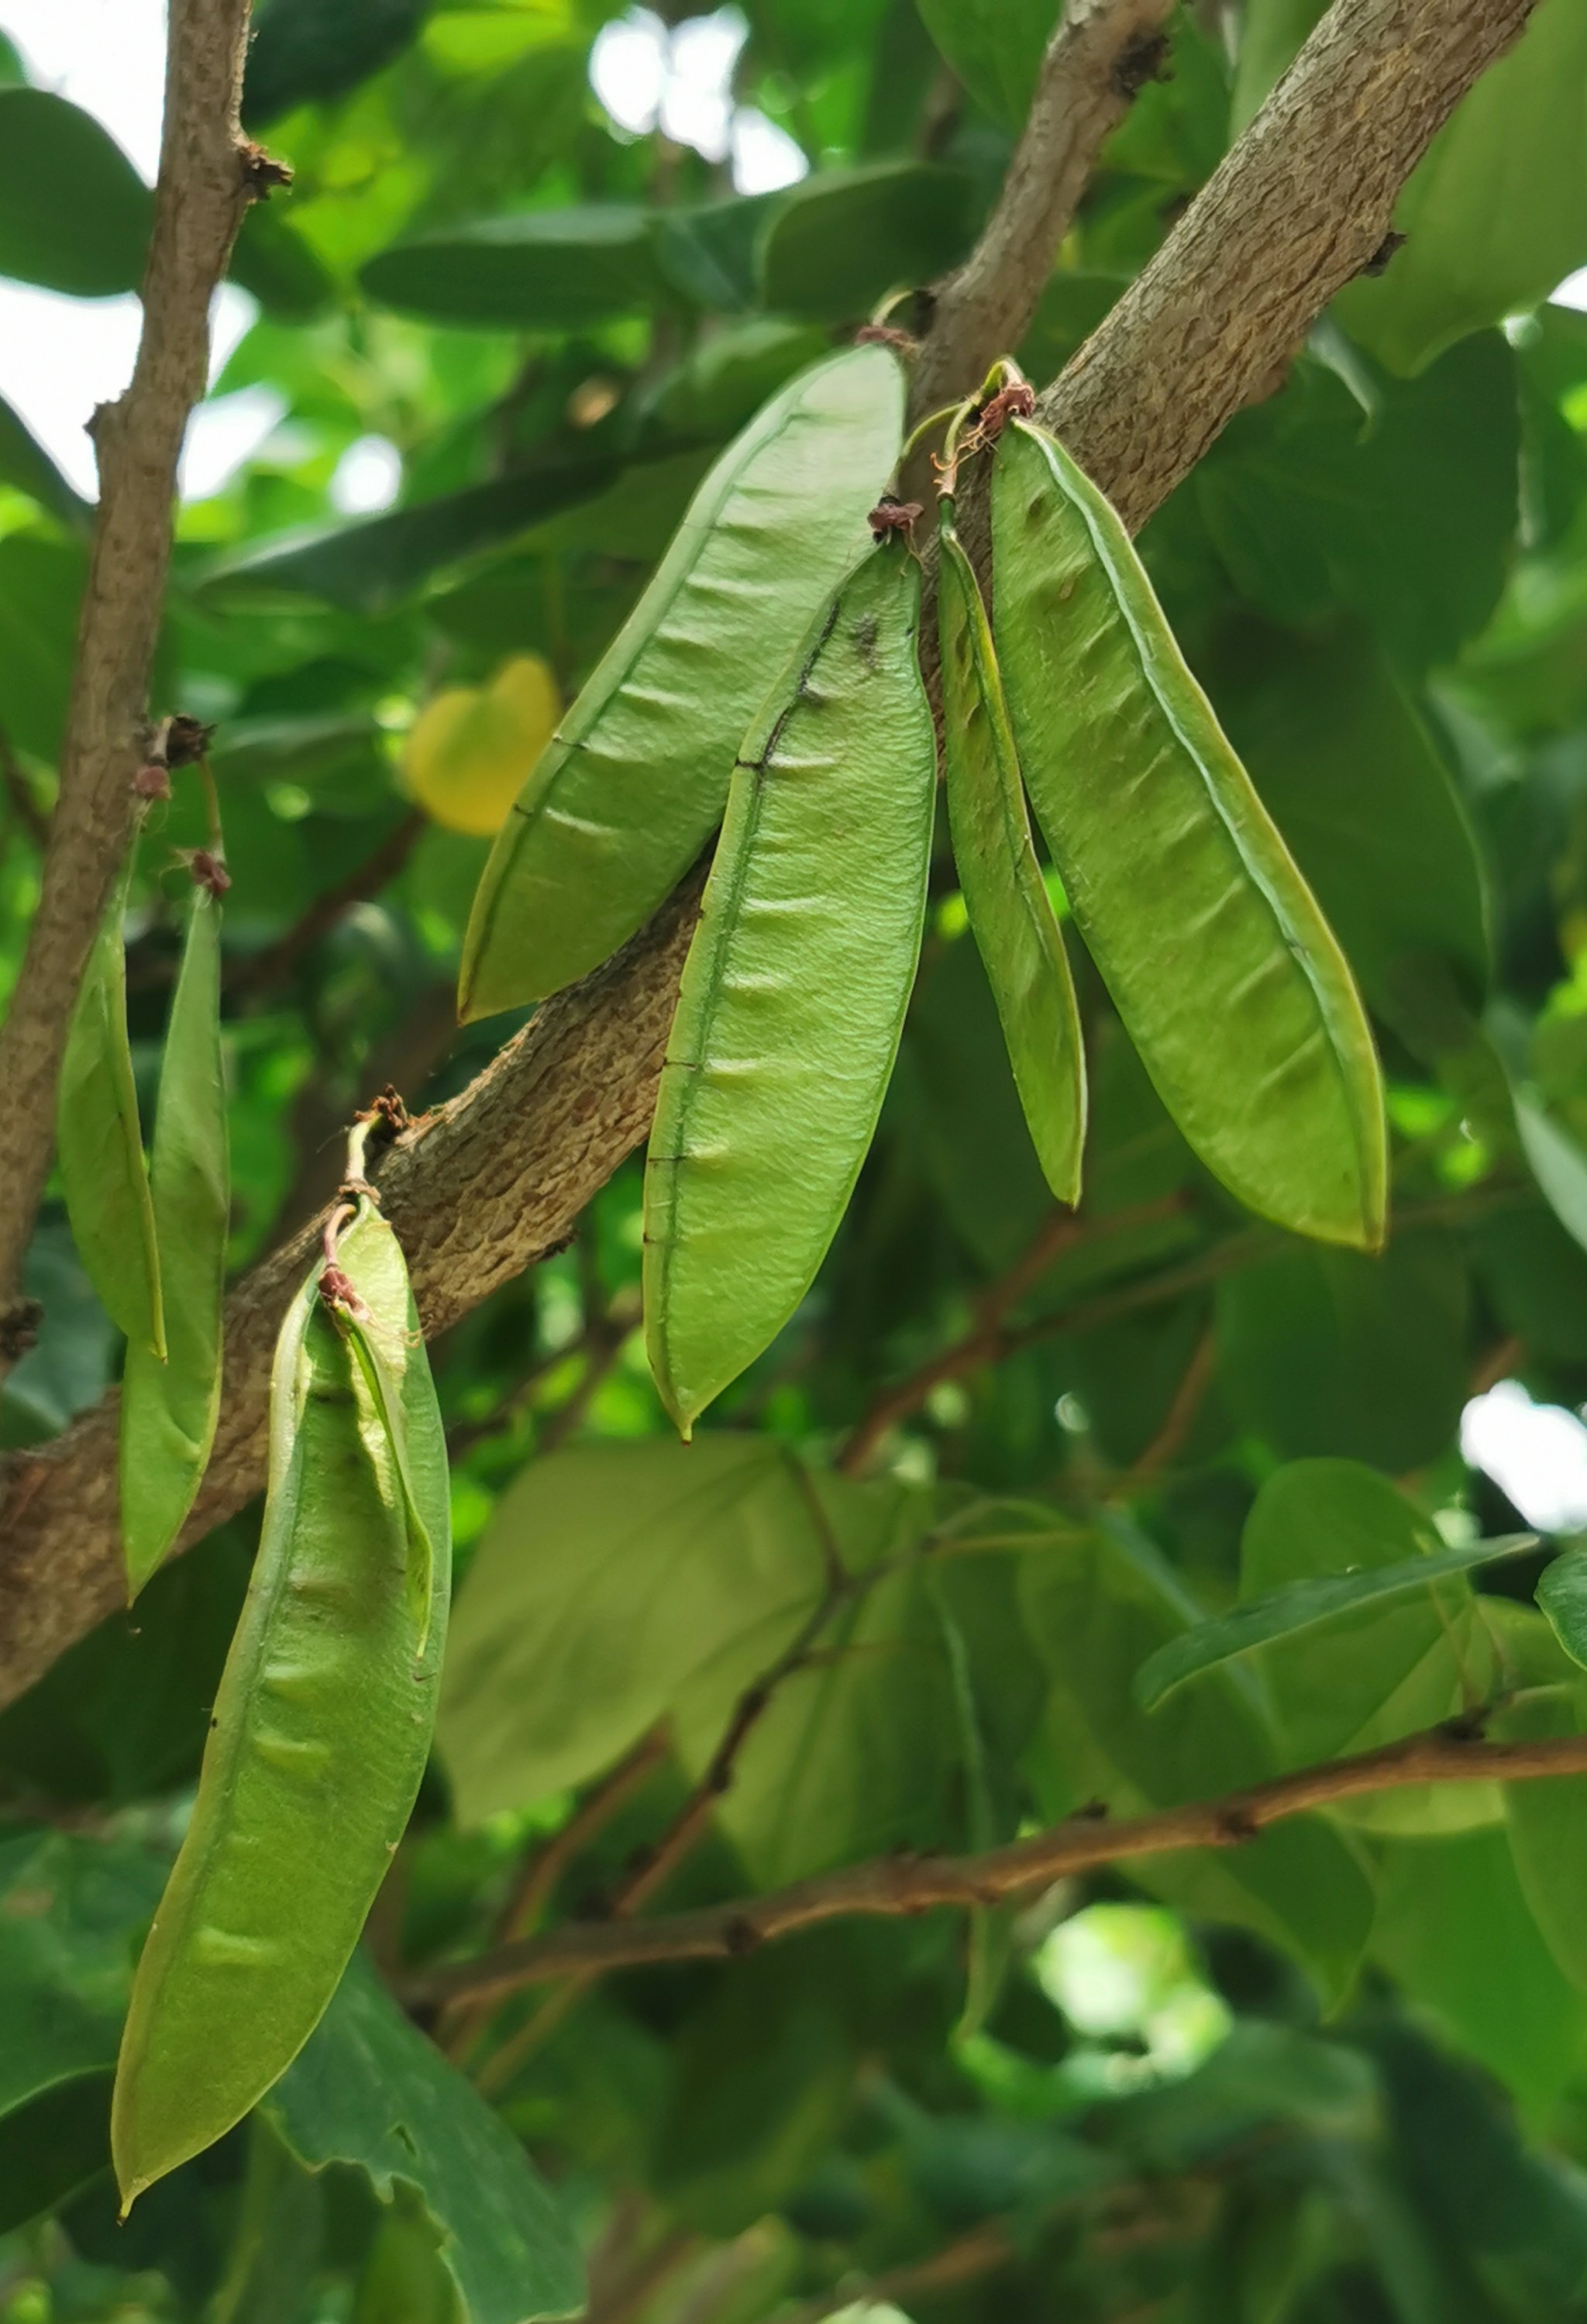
[1213, 1802, 1260, 1845]
[1359, 228, 1407, 277]
[1440, 1706, 1489, 1744]
[0, 1298, 43, 1363]
[1112, 29, 1172, 100]
[239, 140, 294, 200]
[724, 1915, 762, 1958]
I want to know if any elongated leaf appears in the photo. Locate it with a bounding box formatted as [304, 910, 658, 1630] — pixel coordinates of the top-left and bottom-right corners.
[1135, 1533, 1537, 1712]
[759, 162, 977, 322]
[362, 207, 665, 330]
[938, 504, 1086, 1204]
[57, 848, 164, 1359]
[460, 343, 904, 1016]
[0, 88, 151, 294]
[0, 390, 90, 529]
[244, 0, 432, 125]
[120, 892, 229, 1599]
[914, 0, 1054, 126]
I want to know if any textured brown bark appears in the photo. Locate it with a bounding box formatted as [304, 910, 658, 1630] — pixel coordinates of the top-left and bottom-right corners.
[416, 1718, 1587, 2002]
[0, 0, 1543, 1710]
[0, 0, 256, 1372]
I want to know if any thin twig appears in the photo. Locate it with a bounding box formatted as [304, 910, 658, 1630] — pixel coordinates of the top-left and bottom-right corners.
[413, 1715, 1587, 2006]
[794, 2222, 1014, 2322]
[838, 1195, 1189, 1475]
[908, 0, 1177, 422]
[1117, 1324, 1218, 1489]
[229, 807, 427, 1004]
[0, 0, 265, 1379]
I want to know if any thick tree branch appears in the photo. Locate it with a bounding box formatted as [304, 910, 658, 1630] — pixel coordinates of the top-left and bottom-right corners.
[414, 1720, 1587, 2006]
[0, 0, 259, 1375]
[0, 0, 1541, 1709]
[907, 0, 1178, 424]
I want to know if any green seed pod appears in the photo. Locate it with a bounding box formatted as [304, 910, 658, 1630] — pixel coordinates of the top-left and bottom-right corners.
[111, 1200, 449, 2209]
[120, 889, 229, 1599]
[991, 417, 1386, 1251]
[460, 343, 906, 1021]
[938, 499, 1086, 1205]
[57, 844, 164, 1357]
[645, 537, 936, 1436]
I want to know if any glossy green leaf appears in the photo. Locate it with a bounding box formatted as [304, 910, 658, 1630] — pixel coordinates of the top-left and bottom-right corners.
[263, 1955, 584, 2324]
[992, 417, 1386, 1252]
[938, 504, 1086, 1204]
[1337, 0, 1587, 375]
[912, 0, 1053, 126]
[759, 163, 978, 321]
[1134, 1532, 1534, 1713]
[120, 892, 229, 1599]
[244, 0, 433, 125]
[111, 1206, 450, 2207]
[57, 845, 164, 1360]
[644, 539, 936, 1434]
[0, 535, 88, 763]
[0, 88, 150, 294]
[1020, 1520, 1375, 1997]
[361, 207, 665, 329]
[228, 202, 341, 322]
[460, 343, 904, 1017]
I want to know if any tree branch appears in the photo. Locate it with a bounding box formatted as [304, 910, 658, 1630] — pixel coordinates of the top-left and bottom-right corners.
[0, 0, 1541, 1710]
[907, 0, 1178, 424]
[0, 0, 261, 1375]
[412, 1719, 1587, 2006]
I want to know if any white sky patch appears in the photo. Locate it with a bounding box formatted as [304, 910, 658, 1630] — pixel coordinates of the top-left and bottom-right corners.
[330, 435, 404, 517]
[1554, 266, 1587, 314]
[590, 5, 807, 194]
[1461, 1379, 1587, 1533]
[0, 1, 274, 501]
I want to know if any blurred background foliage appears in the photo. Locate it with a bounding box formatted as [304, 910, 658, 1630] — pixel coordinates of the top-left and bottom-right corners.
[7, 0, 1587, 2319]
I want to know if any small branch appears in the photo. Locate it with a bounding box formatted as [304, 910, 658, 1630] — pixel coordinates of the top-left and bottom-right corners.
[413, 1717, 1587, 2006]
[909, 0, 1177, 423]
[794, 2223, 1014, 2322]
[838, 1194, 1190, 1474]
[440, 1724, 670, 2061]
[0, 0, 264, 1384]
[1119, 1324, 1218, 1488]
[227, 807, 427, 1005]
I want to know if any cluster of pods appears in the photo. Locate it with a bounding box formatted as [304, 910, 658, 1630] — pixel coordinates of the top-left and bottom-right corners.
[67, 330, 1386, 2205]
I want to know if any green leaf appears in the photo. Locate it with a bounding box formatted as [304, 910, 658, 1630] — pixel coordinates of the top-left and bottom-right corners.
[361, 207, 666, 329]
[0, 534, 88, 761]
[0, 2074, 116, 2234]
[1372, 1826, 1587, 2119]
[759, 163, 978, 321]
[1513, 1093, 1587, 1261]
[1537, 1550, 1587, 1668]
[653, 196, 783, 315]
[0, 88, 151, 294]
[438, 1437, 921, 1823]
[1213, 621, 1490, 1010]
[1336, 0, 1587, 375]
[245, 0, 435, 125]
[1238, 1460, 1494, 1775]
[1020, 1520, 1375, 1998]
[1214, 1228, 1470, 1473]
[229, 202, 342, 321]
[1230, 0, 1326, 133]
[1196, 336, 1520, 671]
[201, 451, 614, 610]
[0, 1827, 164, 2119]
[912, 0, 1054, 126]
[0, 391, 90, 530]
[1134, 1531, 1534, 1712]
[263, 1955, 584, 2324]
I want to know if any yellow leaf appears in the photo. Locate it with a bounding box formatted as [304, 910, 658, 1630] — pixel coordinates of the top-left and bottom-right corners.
[406, 656, 560, 837]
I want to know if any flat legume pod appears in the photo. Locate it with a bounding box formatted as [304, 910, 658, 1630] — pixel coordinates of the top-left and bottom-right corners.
[120, 890, 229, 1599]
[991, 418, 1386, 1250]
[645, 539, 936, 1436]
[459, 343, 905, 1021]
[57, 846, 164, 1357]
[938, 503, 1086, 1205]
[111, 1203, 449, 2208]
